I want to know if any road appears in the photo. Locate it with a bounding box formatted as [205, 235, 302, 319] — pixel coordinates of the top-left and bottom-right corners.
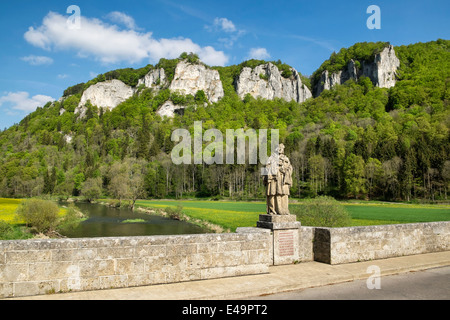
[247, 266, 450, 300]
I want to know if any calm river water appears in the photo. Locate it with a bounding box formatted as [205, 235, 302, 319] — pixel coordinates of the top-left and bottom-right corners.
[60, 202, 208, 238]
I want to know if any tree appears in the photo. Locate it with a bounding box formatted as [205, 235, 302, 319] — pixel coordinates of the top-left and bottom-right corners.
[381, 157, 402, 200]
[108, 164, 130, 207]
[442, 160, 450, 200]
[308, 154, 327, 196]
[127, 158, 148, 210]
[81, 177, 103, 202]
[343, 154, 367, 198]
[365, 158, 383, 200]
[129, 173, 145, 211]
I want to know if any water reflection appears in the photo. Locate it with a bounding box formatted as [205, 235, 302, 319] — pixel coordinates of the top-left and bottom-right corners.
[61, 202, 208, 238]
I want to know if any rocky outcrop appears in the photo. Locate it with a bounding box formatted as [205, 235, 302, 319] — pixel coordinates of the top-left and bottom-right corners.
[235, 63, 312, 103]
[314, 45, 400, 96]
[169, 61, 224, 103]
[367, 45, 400, 88]
[137, 68, 167, 90]
[155, 100, 185, 118]
[74, 59, 312, 119]
[75, 79, 134, 117]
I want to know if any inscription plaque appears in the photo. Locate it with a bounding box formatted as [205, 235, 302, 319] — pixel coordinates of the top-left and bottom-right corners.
[278, 230, 294, 256]
[257, 214, 300, 265]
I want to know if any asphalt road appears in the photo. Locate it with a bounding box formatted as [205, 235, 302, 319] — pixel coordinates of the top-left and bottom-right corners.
[247, 266, 450, 300]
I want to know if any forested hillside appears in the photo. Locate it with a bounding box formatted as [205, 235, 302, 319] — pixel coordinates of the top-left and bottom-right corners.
[0, 40, 448, 202]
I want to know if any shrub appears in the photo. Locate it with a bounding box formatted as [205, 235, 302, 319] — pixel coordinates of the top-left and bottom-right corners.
[57, 204, 87, 233]
[165, 205, 184, 220]
[16, 199, 60, 234]
[291, 196, 351, 227]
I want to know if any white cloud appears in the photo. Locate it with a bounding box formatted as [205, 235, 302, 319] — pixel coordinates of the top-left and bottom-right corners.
[0, 92, 54, 113]
[247, 48, 271, 60]
[21, 55, 53, 66]
[214, 17, 236, 33]
[24, 12, 229, 66]
[206, 17, 245, 48]
[106, 11, 138, 30]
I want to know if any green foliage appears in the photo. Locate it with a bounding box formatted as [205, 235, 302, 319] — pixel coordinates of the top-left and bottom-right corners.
[0, 40, 448, 204]
[16, 199, 60, 234]
[179, 52, 200, 64]
[81, 177, 103, 202]
[0, 221, 31, 240]
[156, 58, 179, 85]
[164, 205, 184, 220]
[290, 196, 352, 227]
[238, 59, 300, 79]
[83, 65, 154, 90]
[259, 73, 269, 81]
[311, 41, 390, 89]
[57, 204, 87, 233]
[64, 83, 85, 97]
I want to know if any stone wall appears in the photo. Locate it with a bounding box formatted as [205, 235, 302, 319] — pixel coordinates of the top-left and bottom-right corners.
[313, 222, 450, 265]
[298, 227, 315, 262]
[0, 230, 270, 298]
[1, 220, 449, 298]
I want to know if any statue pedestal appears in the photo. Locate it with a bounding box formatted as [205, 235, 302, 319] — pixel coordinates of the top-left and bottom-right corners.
[257, 215, 301, 266]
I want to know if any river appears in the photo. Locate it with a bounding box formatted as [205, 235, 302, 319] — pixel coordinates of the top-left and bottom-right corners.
[60, 202, 208, 238]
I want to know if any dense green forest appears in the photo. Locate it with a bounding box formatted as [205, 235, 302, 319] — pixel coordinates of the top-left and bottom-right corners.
[0, 40, 448, 202]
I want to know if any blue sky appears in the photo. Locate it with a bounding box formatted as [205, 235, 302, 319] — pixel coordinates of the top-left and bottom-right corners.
[0, 0, 448, 129]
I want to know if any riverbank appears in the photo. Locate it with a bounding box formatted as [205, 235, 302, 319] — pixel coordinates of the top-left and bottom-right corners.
[93, 199, 227, 233]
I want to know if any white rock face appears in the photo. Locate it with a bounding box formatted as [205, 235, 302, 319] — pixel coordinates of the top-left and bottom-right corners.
[169, 61, 224, 103]
[72, 59, 316, 120]
[156, 100, 185, 118]
[315, 45, 400, 96]
[372, 45, 400, 88]
[235, 63, 312, 103]
[75, 79, 134, 117]
[137, 68, 167, 90]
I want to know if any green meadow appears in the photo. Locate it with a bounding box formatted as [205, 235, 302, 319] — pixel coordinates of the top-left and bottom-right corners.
[136, 200, 450, 232]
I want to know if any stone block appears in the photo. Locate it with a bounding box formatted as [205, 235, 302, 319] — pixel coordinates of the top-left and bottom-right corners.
[257, 214, 301, 230]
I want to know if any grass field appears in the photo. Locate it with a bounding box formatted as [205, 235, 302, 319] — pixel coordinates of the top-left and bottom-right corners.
[136, 199, 450, 231]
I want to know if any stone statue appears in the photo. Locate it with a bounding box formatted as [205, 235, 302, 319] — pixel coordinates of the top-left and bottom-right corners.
[263, 144, 293, 215]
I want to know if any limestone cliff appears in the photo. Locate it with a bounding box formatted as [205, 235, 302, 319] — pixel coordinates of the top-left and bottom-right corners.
[169, 61, 224, 103]
[314, 45, 400, 96]
[74, 59, 310, 119]
[137, 68, 167, 90]
[134, 60, 223, 117]
[75, 79, 135, 117]
[235, 63, 312, 103]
